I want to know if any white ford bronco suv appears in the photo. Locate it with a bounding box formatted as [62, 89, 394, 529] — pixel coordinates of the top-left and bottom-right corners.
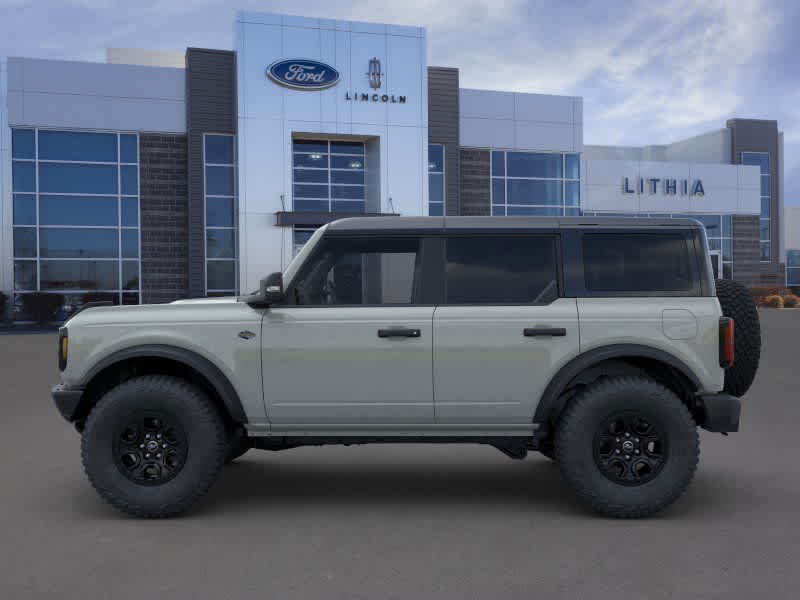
[52, 216, 760, 518]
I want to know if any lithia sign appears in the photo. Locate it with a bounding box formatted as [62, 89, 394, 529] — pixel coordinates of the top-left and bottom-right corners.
[267, 57, 406, 103]
[623, 177, 705, 196]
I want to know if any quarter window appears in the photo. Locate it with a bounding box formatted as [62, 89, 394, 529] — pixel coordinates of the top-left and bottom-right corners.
[445, 236, 558, 304]
[582, 233, 693, 293]
[291, 237, 420, 306]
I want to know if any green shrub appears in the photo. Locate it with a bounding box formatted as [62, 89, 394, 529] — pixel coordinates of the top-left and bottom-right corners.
[782, 294, 799, 308]
[763, 294, 784, 309]
[21, 293, 64, 325]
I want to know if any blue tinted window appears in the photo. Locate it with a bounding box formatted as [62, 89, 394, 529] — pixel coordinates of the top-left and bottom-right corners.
[12, 129, 35, 159]
[721, 215, 732, 237]
[294, 184, 329, 199]
[565, 154, 580, 179]
[121, 198, 139, 226]
[38, 131, 117, 162]
[787, 250, 800, 268]
[492, 179, 505, 204]
[120, 135, 138, 163]
[207, 260, 236, 290]
[722, 239, 733, 261]
[330, 141, 364, 155]
[39, 163, 118, 194]
[331, 170, 364, 185]
[40, 260, 119, 290]
[13, 228, 37, 258]
[693, 215, 721, 235]
[294, 153, 329, 169]
[429, 174, 444, 204]
[40, 228, 118, 258]
[293, 140, 328, 154]
[761, 197, 770, 217]
[331, 156, 363, 170]
[507, 180, 562, 205]
[206, 166, 235, 195]
[761, 175, 770, 197]
[429, 202, 444, 216]
[491, 151, 505, 177]
[121, 165, 138, 195]
[428, 145, 444, 172]
[565, 181, 580, 207]
[40, 195, 118, 226]
[294, 168, 328, 184]
[14, 261, 37, 291]
[205, 135, 235, 164]
[12, 161, 36, 192]
[507, 205, 562, 216]
[13, 194, 36, 225]
[206, 197, 234, 227]
[122, 261, 139, 290]
[206, 229, 236, 258]
[507, 152, 562, 178]
[331, 201, 365, 213]
[294, 199, 329, 212]
[565, 207, 580, 216]
[331, 185, 364, 200]
[742, 152, 769, 174]
[492, 205, 506, 216]
[760, 220, 770, 240]
[122, 229, 139, 258]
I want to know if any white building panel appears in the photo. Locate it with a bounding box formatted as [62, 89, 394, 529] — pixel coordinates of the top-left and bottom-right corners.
[514, 121, 575, 152]
[235, 11, 428, 290]
[7, 58, 185, 132]
[459, 117, 514, 149]
[460, 89, 514, 120]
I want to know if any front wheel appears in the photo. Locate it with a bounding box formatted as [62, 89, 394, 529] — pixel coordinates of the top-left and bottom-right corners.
[556, 376, 699, 518]
[81, 375, 227, 518]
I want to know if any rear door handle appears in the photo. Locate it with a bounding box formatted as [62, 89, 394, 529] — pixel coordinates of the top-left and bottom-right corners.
[523, 327, 567, 337]
[378, 328, 421, 339]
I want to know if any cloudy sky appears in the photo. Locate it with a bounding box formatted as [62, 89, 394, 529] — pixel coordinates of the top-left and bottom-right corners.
[2, 0, 798, 202]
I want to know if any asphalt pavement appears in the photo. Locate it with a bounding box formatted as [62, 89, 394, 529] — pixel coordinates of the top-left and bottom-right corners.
[1, 309, 799, 599]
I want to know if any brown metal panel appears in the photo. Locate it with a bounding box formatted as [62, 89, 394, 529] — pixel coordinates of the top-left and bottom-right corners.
[427, 67, 460, 215]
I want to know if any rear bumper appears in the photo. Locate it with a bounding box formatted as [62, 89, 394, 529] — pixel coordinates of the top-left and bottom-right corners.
[52, 384, 84, 422]
[698, 392, 741, 433]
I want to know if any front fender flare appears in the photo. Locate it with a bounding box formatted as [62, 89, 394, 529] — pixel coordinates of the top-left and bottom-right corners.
[81, 344, 247, 423]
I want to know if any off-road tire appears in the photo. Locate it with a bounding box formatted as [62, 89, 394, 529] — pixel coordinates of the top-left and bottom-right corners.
[81, 375, 226, 518]
[556, 376, 699, 518]
[715, 278, 761, 397]
[225, 427, 251, 464]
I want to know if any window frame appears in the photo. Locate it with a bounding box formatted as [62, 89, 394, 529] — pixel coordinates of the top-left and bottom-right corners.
[563, 229, 703, 298]
[203, 133, 239, 295]
[281, 233, 428, 307]
[428, 143, 445, 216]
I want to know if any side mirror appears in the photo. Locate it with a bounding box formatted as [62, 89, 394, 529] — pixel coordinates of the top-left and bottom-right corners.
[239, 271, 284, 307]
[260, 272, 284, 304]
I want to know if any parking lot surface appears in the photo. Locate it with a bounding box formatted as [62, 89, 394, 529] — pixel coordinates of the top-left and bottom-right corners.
[1, 309, 799, 599]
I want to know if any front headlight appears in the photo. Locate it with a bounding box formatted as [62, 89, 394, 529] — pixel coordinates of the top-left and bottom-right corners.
[58, 328, 68, 371]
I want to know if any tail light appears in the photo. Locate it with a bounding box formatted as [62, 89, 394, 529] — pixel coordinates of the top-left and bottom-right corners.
[58, 327, 68, 371]
[719, 317, 734, 368]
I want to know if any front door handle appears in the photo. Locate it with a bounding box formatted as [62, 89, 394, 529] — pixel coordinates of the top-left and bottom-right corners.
[523, 327, 567, 337]
[378, 328, 421, 339]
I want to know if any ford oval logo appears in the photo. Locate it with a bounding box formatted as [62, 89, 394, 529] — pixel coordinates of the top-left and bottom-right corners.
[267, 59, 340, 90]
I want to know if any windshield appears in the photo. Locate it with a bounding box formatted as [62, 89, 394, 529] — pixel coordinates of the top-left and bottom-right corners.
[282, 224, 328, 288]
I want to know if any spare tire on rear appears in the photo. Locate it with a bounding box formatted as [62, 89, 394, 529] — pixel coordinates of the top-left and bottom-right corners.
[715, 279, 761, 397]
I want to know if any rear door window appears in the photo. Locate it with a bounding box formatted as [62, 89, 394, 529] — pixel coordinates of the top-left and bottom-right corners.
[582, 233, 695, 293]
[444, 235, 559, 304]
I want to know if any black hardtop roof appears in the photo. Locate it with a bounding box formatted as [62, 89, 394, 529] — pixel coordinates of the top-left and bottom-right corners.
[326, 215, 705, 233]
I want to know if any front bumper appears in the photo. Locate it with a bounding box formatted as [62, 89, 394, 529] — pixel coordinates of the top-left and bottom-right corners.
[52, 384, 84, 422]
[698, 392, 741, 433]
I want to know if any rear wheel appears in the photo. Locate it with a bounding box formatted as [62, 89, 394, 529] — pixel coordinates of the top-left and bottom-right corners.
[556, 376, 699, 518]
[81, 375, 226, 518]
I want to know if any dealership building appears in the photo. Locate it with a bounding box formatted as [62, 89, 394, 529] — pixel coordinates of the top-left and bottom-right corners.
[0, 11, 788, 319]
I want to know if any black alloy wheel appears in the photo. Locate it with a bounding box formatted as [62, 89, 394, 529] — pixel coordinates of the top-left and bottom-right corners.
[593, 412, 667, 485]
[114, 411, 188, 485]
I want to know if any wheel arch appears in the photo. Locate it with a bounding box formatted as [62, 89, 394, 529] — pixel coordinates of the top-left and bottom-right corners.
[75, 344, 247, 427]
[533, 344, 701, 426]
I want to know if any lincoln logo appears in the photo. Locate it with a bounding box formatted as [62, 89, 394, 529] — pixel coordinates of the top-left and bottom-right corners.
[623, 176, 705, 196]
[367, 57, 382, 89]
[266, 59, 340, 90]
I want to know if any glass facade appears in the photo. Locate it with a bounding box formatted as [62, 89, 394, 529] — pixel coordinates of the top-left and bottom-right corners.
[491, 150, 580, 216]
[292, 140, 366, 213]
[428, 144, 444, 216]
[583, 212, 733, 279]
[787, 250, 800, 287]
[741, 152, 771, 261]
[204, 134, 238, 295]
[11, 128, 140, 320]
